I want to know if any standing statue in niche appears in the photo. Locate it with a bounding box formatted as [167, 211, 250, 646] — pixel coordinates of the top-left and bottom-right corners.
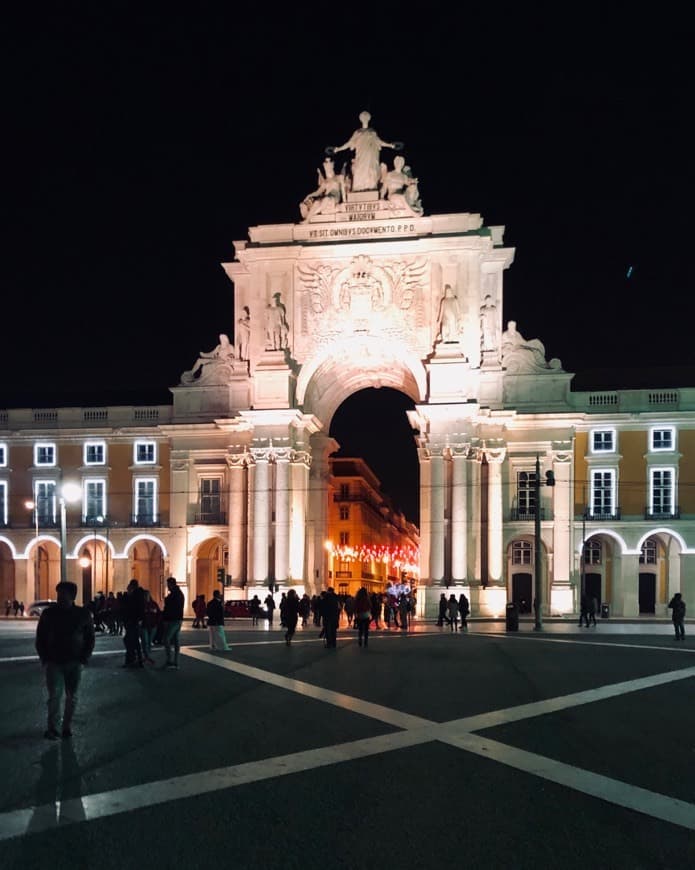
[327, 111, 402, 192]
[480, 294, 498, 352]
[237, 306, 251, 361]
[437, 285, 462, 343]
[300, 158, 345, 221]
[379, 155, 423, 215]
[181, 333, 236, 384]
[265, 292, 289, 351]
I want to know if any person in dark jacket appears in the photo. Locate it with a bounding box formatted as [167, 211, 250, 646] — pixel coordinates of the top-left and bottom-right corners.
[206, 589, 230, 650]
[162, 576, 185, 669]
[437, 593, 448, 627]
[35, 581, 95, 739]
[458, 593, 470, 630]
[668, 592, 686, 640]
[322, 587, 340, 648]
[284, 588, 301, 645]
[122, 578, 146, 668]
[354, 586, 372, 648]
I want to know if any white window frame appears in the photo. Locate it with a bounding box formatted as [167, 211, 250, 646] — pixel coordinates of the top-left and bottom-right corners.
[84, 478, 107, 521]
[35, 479, 57, 523]
[512, 541, 532, 565]
[590, 468, 616, 517]
[650, 427, 675, 452]
[34, 442, 57, 467]
[0, 481, 7, 525]
[650, 467, 675, 515]
[84, 440, 106, 466]
[0, 443, 7, 468]
[590, 429, 616, 454]
[134, 477, 158, 523]
[134, 440, 157, 465]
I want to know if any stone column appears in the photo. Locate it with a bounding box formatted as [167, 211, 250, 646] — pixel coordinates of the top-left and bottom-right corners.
[306, 435, 338, 596]
[251, 449, 271, 585]
[485, 445, 506, 584]
[274, 449, 291, 585]
[289, 450, 311, 585]
[430, 449, 446, 585]
[228, 454, 248, 587]
[551, 448, 573, 585]
[418, 447, 432, 585]
[450, 445, 469, 584]
[468, 449, 482, 582]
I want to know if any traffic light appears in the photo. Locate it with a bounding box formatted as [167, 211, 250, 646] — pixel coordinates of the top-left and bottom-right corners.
[216, 567, 225, 585]
[224, 574, 232, 587]
[545, 470, 555, 487]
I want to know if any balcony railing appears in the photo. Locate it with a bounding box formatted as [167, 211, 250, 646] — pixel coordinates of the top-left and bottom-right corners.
[130, 515, 162, 527]
[644, 506, 680, 520]
[584, 508, 622, 521]
[510, 507, 546, 521]
[194, 511, 227, 525]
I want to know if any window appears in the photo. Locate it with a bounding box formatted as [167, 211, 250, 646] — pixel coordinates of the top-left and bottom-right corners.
[134, 441, 156, 464]
[591, 430, 615, 453]
[0, 481, 7, 525]
[590, 469, 615, 517]
[134, 478, 157, 524]
[35, 481, 57, 524]
[339, 505, 350, 520]
[517, 471, 537, 516]
[339, 531, 350, 546]
[34, 443, 56, 466]
[200, 478, 221, 519]
[651, 428, 674, 451]
[582, 540, 602, 565]
[0, 443, 6, 467]
[640, 538, 658, 565]
[650, 468, 674, 516]
[512, 541, 532, 564]
[339, 483, 350, 500]
[84, 479, 106, 521]
[84, 441, 106, 465]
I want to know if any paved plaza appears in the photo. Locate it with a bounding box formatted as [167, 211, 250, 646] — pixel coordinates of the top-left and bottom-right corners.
[1, 614, 694, 869]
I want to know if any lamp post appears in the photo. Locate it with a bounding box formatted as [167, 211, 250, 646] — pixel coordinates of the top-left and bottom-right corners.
[59, 483, 82, 584]
[24, 500, 39, 600]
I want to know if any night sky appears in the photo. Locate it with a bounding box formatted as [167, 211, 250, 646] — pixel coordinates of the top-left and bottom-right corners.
[3, 7, 692, 522]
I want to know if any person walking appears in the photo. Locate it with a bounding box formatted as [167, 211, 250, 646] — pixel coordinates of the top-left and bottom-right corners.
[578, 594, 590, 627]
[458, 592, 470, 630]
[370, 591, 382, 630]
[284, 588, 300, 645]
[398, 594, 410, 631]
[249, 594, 261, 626]
[162, 576, 184, 669]
[265, 593, 276, 627]
[192, 594, 207, 629]
[299, 593, 311, 628]
[140, 590, 160, 664]
[588, 596, 598, 627]
[322, 587, 340, 648]
[668, 592, 686, 641]
[354, 586, 372, 648]
[35, 581, 95, 739]
[437, 593, 448, 627]
[206, 589, 230, 651]
[447, 594, 459, 632]
[122, 579, 146, 668]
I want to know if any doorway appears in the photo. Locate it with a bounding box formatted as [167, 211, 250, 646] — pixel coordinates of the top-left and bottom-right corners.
[584, 573, 602, 608]
[638, 573, 656, 614]
[512, 573, 532, 613]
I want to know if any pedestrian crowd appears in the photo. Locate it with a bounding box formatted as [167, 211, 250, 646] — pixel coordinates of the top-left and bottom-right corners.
[4, 599, 25, 617]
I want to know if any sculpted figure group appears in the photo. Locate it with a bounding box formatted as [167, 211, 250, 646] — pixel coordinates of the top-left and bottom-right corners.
[300, 111, 422, 220]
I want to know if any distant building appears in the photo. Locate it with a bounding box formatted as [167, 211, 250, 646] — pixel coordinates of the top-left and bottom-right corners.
[326, 457, 419, 597]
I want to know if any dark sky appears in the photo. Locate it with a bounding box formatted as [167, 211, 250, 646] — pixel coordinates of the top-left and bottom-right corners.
[3, 7, 692, 521]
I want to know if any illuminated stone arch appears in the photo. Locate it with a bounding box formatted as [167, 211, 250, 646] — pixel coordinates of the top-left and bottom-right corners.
[191, 535, 227, 604]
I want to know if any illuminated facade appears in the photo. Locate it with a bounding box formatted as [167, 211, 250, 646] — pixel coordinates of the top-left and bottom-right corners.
[326, 458, 419, 597]
[1, 114, 694, 618]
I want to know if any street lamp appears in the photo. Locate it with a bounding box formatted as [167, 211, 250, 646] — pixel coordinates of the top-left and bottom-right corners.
[59, 482, 82, 584]
[24, 499, 39, 600]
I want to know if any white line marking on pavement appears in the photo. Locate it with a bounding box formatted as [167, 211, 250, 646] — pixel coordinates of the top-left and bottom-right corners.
[468, 631, 695, 654]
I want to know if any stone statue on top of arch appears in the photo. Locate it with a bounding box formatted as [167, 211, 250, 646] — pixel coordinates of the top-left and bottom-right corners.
[326, 111, 403, 192]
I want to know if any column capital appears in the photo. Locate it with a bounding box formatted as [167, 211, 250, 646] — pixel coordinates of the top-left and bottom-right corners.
[249, 447, 271, 463]
[483, 443, 506, 464]
[227, 452, 251, 468]
[290, 450, 312, 467]
[552, 441, 573, 464]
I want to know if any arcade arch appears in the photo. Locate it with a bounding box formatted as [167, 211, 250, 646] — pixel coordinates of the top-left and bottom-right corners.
[192, 536, 227, 604]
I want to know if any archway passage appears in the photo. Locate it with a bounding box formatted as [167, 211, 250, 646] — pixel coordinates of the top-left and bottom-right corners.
[127, 540, 166, 604]
[329, 388, 419, 523]
[194, 537, 226, 605]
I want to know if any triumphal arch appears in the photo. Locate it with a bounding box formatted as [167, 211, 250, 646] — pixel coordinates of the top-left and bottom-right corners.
[172, 113, 572, 616]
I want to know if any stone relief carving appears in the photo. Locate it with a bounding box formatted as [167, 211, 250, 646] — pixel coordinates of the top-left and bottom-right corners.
[265, 292, 290, 351]
[501, 321, 563, 374]
[326, 111, 402, 192]
[379, 156, 423, 216]
[181, 333, 239, 385]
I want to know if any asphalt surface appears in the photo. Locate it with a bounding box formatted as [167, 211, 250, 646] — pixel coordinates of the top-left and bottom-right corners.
[1, 615, 694, 870]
